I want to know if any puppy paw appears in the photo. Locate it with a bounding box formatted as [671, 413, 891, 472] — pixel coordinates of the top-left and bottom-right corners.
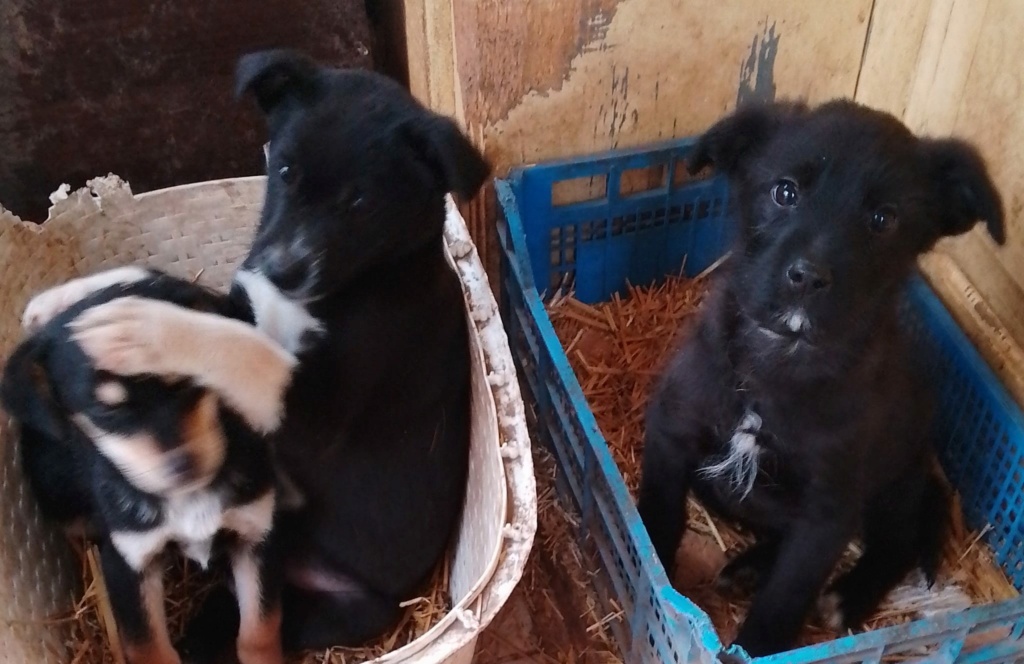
[716, 560, 761, 597]
[717, 651, 748, 664]
[23, 266, 152, 332]
[716, 543, 774, 597]
[236, 607, 284, 664]
[23, 282, 91, 331]
[237, 644, 284, 664]
[69, 297, 179, 377]
[816, 591, 847, 631]
[123, 641, 182, 664]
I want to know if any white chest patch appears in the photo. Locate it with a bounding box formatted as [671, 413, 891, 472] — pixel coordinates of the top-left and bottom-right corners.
[111, 490, 275, 571]
[234, 269, 323, 355]
[781, 309, 809, 333]
[699, 410, 763, 500]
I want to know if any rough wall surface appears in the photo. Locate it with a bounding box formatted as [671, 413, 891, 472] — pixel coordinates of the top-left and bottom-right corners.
[0, 0, 374, 219]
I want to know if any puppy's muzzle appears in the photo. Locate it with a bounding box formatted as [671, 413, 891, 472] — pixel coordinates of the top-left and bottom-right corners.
[261, 246, 312, 293]
[786, 258, 832, 296]
[167, 452, 195, 479]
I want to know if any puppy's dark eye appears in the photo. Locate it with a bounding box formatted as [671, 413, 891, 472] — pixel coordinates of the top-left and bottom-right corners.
[869, 207, 898, 235]
[279, 165, 298, 186]
[771, 179, 799, 207]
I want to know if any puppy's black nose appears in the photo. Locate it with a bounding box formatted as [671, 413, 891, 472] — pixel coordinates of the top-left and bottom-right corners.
[786, 259, 832, 293]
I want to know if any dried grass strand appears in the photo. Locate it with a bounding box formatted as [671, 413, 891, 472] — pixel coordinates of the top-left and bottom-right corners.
[67, 539, 452, 664]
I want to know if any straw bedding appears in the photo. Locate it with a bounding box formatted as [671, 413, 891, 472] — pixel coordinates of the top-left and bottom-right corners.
[64, 540, 451, 664]
[543, 265, 1019, 650]
[474, 443, 622, 664]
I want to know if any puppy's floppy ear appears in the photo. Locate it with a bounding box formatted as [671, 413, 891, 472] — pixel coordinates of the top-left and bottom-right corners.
[235, 49, 321, 114]
[1, 336, 66, 441]
[687, 101, 807, 176]
[401, 114, 492, 200]
[920, 138, 1005, 245]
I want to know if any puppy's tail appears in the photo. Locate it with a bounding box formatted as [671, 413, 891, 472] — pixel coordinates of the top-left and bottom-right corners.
[918, 470, 952, 587]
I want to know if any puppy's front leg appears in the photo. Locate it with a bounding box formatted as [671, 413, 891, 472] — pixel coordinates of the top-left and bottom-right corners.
[23, 266, 153, 331]
[70, 297, 297, 434]
[733, 518, 853, 656]
[99, 540, 180, 664]
[637, 417, 700, 577]
[232, 535, 284, 664]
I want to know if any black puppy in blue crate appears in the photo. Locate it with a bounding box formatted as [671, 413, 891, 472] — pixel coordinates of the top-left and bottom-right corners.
[637, 99, 1005, 656]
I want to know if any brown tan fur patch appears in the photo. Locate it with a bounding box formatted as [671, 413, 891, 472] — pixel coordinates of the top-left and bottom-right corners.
[181, 392, 227, 482]
[233, 545, 284, 664]
[122, 566, 180, 664]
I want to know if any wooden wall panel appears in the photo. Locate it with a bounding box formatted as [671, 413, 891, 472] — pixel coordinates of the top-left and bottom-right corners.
[856, 0, 1024, 407]
[408, 0, 875, 276]
[458, 0, 873, 172]
[0, 0, 374, 221]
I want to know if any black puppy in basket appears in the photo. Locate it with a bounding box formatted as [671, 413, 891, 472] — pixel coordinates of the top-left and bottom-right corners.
[637, 100, 1004, 656]
[5, 272, 297, 664]
[22, 49, 491, 657]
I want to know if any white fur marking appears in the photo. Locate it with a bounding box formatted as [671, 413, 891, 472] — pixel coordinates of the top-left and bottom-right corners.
[817, 592, 845, 631]
[234, 270, 323, 355]
[111, 490, 275, 571]
[95, 380, 128, 406]
[222, 491, 276, 544]
[699, 410, 763, 499]
[233, 546, 264, 641]
[878, 570, 972, 618]
[781, 309, 809, 333]
[23, 266, 151, 330]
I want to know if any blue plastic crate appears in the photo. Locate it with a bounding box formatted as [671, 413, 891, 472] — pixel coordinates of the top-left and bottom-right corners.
[496, 138, 1024, 664]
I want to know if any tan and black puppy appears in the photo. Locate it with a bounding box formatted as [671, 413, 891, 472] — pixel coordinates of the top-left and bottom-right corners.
[3, 272, 296, 664]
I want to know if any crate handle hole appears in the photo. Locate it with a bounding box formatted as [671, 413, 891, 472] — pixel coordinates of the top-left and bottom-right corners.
[553, 175, 608, 207]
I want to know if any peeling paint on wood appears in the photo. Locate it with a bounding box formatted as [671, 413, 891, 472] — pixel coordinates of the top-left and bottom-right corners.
[450, 0, 623, 129]
[476, 0, 872, 173]
[736, 21, 780, 107]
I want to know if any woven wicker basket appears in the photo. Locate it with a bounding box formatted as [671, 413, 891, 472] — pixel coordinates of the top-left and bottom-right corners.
[0, 175, 537, 664]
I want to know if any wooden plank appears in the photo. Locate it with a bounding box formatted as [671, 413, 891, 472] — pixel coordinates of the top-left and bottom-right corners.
[930, 0, 1024, 394]
[405, 0, 460, 119]
[857, 1, 1024, 405]
[854, 0, 933, 115]
[456, 0, 874, 173]
[921, 253, 1024, 409]
[901, 0, 992, 135]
